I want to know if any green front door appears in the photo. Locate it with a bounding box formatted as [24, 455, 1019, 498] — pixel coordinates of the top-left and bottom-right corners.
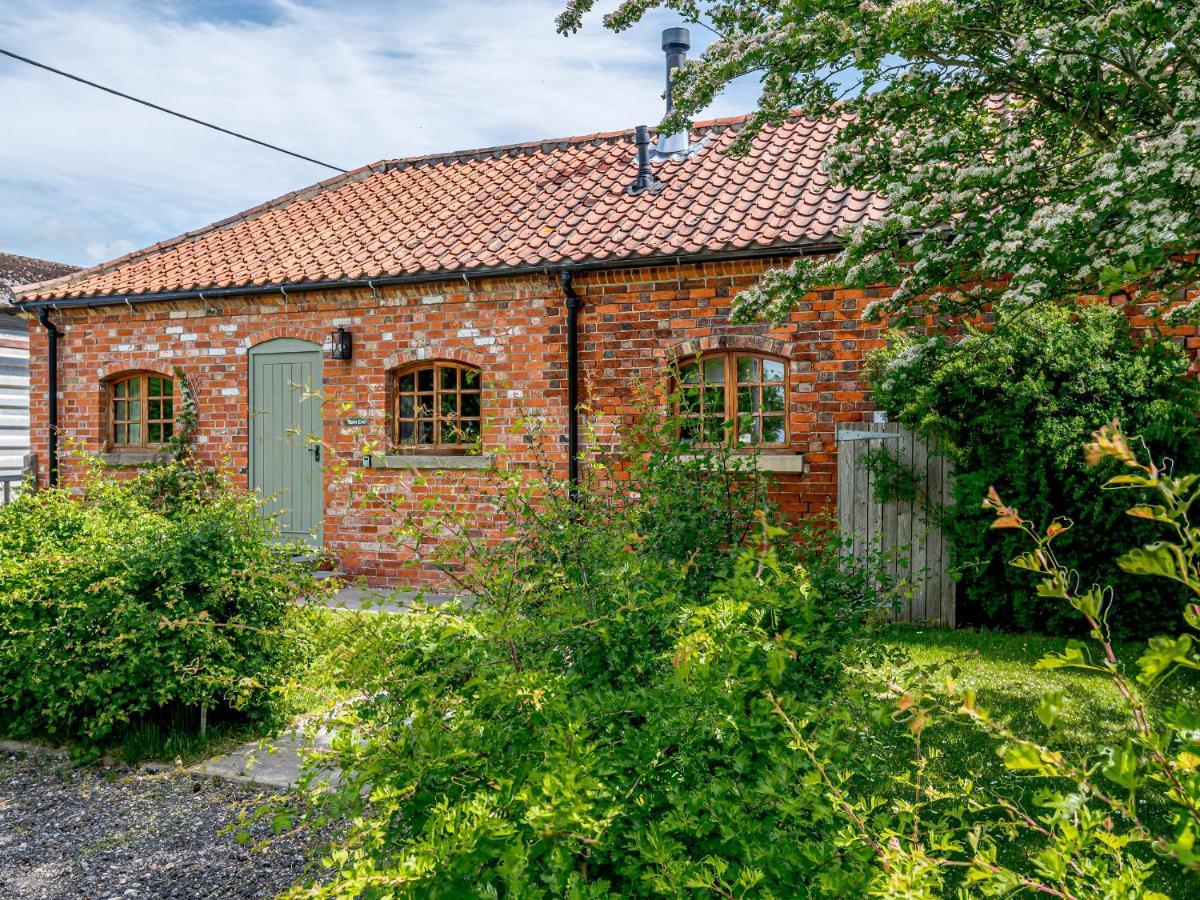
[249, 339, 324, 545]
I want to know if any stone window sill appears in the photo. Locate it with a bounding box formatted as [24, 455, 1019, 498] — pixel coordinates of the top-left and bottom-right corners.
[676, 453, 804, 474]
[100, 449, 169, 467]
[376, 453, 492, 470]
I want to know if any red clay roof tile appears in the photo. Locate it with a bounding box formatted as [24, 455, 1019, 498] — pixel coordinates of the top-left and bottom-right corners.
[17, 109, 887, 303]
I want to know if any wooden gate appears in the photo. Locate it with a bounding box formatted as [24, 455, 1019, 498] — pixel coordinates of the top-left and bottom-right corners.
[837, 422, 956, 626]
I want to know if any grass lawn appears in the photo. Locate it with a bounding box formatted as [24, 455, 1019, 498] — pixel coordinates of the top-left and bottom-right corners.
[877, 625, 1151, 748]
[867, 625, 1200, 897]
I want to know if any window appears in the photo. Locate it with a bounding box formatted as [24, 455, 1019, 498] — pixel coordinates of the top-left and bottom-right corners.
[390, 361, 481, 450]
[674, 352, 788, 448]
[108, 373, 175, 448]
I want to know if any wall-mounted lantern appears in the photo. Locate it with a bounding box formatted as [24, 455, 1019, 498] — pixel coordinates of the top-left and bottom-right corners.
[331, 326, 352, 360]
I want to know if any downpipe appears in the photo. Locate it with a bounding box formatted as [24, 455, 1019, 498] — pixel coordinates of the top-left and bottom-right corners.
[561, 270, 582, 499]
[36, 308, 60, 487]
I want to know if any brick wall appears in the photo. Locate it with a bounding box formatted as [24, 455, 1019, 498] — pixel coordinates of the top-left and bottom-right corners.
[25, 257, 887, 584]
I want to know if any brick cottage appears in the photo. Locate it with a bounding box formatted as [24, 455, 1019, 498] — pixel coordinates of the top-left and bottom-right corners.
[13, 104, 895, 586]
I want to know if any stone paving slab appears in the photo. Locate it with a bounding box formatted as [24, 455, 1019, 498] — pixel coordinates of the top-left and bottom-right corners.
[189, 727, 337, 790]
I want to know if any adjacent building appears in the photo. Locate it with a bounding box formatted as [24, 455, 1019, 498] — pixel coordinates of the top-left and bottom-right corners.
[0, 251, 78, 483]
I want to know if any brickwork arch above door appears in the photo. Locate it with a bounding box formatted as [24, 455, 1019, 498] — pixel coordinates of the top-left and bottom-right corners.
[243, 326, 328, 351]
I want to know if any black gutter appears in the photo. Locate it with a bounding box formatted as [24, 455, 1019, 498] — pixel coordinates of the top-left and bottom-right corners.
[36, 308, 60, 487]
[12, 243, 843, 312]
[561, 270, 582, 497]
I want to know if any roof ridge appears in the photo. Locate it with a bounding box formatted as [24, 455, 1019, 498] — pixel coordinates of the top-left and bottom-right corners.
[379, 108, 781, 172]
[0, 250, 80, 269]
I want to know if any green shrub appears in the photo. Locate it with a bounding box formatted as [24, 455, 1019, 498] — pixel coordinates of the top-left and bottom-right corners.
[786, 424, 1200, 896]
[283, 418, 888, 897]
[868, 305, 1200, 636]
[0, 462, 322, 753]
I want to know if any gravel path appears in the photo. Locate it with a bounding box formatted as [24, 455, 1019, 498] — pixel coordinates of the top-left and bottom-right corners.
[0, 750, 325, 899]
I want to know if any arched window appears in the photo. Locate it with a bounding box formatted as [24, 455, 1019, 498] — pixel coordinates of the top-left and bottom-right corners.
[674, 352, 789, 448]
[108, 372, 176, 448]
[389, 361, 482, 450]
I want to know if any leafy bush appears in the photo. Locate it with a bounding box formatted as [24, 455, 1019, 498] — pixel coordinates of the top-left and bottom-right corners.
[283, 417, 890, 897]
[785, 424, 1200, 896]
[868, 305, 1200, 636]
[0, 461, 323, 753]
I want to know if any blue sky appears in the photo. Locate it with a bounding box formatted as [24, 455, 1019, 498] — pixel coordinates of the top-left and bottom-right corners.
[0, 0, 760, 268]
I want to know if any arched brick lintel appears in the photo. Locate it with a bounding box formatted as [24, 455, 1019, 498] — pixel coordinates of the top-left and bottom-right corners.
[97, 360, 178, 382]
[382, 348, 486, 371]
[657, 334, 793, 365]
[243, 326, 328, 350]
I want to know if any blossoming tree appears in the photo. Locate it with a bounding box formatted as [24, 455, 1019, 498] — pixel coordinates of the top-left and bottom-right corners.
[559, 0, 1200, 326]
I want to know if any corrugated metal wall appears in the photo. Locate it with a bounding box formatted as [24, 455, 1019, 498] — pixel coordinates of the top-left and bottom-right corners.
[0, 314, 30, 477]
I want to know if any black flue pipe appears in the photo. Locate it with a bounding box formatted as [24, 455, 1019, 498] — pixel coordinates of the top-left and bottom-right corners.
[561, 270, 582, 496]
[628, 125, 662, 195]
[36, 308, 60, 487]
[661, 27, 691, 114]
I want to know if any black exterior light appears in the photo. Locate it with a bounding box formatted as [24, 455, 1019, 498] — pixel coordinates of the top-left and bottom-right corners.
[331, 326, 352, 360]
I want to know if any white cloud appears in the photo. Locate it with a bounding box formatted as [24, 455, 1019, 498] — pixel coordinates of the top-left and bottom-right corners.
[83, 239, 138, 263]
[0, 0, 760, 267]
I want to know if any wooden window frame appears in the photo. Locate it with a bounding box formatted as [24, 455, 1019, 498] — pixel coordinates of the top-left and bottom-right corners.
[106, 372, 176, 450]
[672, 352, 790, 450]
[388, 361, 482, 453]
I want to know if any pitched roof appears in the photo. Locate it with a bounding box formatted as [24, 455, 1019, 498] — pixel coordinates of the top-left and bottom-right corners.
[16, 110, 886, 304]
[0, 252, 80, 307]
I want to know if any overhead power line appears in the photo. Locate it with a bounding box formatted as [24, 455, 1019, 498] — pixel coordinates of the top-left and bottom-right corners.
[0, 47, 348, 173]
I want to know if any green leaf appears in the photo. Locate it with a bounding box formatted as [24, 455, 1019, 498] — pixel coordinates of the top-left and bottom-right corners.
[1035, 691, 1065, 730]
[1166, 821, 1200, 869]
[1119, 543, 1192, 585]
[1101, 742, 1141, 790]
[1035, 641, 1097, 672]
[1127, 505, 1174, 524]
[1010, 551, 1047, 573]
[1001, 743, 1053, 774]
[1103, 473, 1156, 488]
[1137, 634, 1195, 686]
[1164, 702, 1200, 738]
[1069, 587, 1104, 619]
